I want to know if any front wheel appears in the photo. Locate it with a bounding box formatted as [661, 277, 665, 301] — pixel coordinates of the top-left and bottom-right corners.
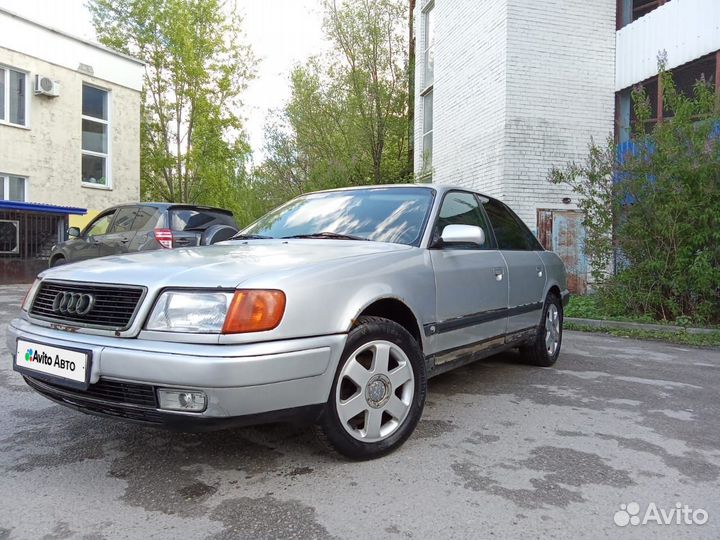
[318, 316, 426, 460]
[519, 292, 563, 367]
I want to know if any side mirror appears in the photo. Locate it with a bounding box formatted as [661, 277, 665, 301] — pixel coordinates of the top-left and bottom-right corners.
[67, 227, 81, 239]
[440, 224, 485, 247]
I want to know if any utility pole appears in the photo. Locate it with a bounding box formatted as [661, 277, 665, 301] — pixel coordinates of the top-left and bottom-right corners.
[408, 0, 416, 178]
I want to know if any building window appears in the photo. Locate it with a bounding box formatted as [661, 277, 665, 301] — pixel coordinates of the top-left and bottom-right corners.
[618, 52, 718, 137]
[0, 67, 27, 126]
[618, 0, 671, 29]
[422, 3, 435, 89]
[422, 90, 433, 173]
[81, 84, 110, 188]
[420, 2, 435, 177]
[0, 174, 27, 201]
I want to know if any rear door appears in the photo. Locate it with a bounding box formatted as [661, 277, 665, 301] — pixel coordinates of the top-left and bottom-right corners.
[430, 191, 509, 353]
[482, 198, 546, 334]
[127, 205, 162, 251]
[101, 206, 138, 256]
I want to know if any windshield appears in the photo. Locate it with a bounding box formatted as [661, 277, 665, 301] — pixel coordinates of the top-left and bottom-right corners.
[241, 187, 435, 246]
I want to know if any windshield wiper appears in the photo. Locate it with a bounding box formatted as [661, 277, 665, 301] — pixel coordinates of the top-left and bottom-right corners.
[231, 234, 274, 240]
[281, 231, 369, 241]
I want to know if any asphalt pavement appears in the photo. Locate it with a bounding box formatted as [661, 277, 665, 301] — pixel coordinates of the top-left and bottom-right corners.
[1, 285, 718, 540]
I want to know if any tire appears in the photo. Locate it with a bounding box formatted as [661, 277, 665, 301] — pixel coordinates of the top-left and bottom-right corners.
[317, 316, 426, 460]
[519, 292, 563, 367]
[200, 225, 238, 245]
[50, 256, 66, 268]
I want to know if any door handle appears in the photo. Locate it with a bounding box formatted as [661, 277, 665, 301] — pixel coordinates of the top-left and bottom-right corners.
[493, 267, 504, 281]
[536, 265, 544, 278]
[120, 238, 130, 244]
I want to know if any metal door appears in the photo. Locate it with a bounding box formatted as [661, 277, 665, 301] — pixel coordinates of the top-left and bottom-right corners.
[537, 209, 588, 294]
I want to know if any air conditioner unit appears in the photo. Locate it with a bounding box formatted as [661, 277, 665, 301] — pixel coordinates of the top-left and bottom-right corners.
[34, 75, 61, 97]
[0, 220, 19, 254]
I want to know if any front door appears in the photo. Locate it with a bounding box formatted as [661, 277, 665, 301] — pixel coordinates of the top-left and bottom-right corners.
[69, 210, 116, 261]
[430, 191, 509, 353]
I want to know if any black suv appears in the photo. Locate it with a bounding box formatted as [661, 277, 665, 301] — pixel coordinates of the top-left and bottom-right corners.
[49, 203, 238, 267]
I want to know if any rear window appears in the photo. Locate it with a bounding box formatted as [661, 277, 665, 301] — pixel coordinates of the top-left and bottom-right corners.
[169, 208, 236, 231]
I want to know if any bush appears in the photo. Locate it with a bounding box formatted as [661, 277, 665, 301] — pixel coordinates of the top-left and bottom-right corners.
[550, 66, 720, 324]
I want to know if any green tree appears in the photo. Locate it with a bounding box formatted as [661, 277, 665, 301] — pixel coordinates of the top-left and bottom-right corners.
[256, 0, 411, 200]
[549, 67, 720, 324]
[89, 0, 255, 211]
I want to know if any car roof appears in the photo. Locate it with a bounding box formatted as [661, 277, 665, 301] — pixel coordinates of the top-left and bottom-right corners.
[305, 183, 497, 201]
[106, 202, 233, 214]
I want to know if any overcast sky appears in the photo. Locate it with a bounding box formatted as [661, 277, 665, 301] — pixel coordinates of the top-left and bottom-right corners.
[0, 0, 327, 163]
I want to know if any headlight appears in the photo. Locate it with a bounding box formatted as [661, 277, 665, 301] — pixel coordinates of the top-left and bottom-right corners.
[21, 279, 42, 312]
[146, 291, 233, 333]
[146, 289, 286, 334]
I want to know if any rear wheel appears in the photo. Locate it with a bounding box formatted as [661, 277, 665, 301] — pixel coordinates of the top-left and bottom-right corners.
[520, 292, 563, 367]
[318, 316, 426, 460]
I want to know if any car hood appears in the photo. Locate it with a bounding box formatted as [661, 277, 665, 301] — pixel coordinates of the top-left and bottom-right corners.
[40, 240, 413, 288]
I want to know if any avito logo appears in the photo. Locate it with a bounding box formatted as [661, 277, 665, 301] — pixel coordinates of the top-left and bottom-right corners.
[614, 502, 708, 527]
[23, 349, 77, 372]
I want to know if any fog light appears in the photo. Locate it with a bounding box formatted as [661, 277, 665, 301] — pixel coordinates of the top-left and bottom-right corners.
[157, 389, 207, 412]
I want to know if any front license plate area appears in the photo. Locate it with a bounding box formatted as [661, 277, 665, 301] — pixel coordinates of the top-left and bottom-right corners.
[14, 339, 92, 390]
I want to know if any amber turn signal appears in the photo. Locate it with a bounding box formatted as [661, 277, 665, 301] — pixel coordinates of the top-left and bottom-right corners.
[222, 290, 286, 334]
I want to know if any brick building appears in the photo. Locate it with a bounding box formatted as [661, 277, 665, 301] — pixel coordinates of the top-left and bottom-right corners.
[414, 0, 720, 291]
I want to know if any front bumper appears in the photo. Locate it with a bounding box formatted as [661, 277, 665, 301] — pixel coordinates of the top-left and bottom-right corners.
[8, 317, 347, 428]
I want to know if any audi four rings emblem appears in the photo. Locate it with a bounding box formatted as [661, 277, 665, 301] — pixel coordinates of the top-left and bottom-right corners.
[52, 292, 95, 315]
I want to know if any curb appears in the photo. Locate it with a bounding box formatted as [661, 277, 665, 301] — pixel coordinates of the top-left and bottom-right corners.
[565, 317, 718, 336]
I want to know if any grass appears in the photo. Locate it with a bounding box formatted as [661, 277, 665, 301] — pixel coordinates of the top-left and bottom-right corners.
[565, 295, 659, 324]
[565, 322, 720, 348]
[564, 294, 720, 347]
[565, 294, 720, 328]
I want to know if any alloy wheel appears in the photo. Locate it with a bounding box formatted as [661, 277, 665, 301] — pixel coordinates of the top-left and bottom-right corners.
[545, 303, 561, 356]
[335, 340, 415, 443]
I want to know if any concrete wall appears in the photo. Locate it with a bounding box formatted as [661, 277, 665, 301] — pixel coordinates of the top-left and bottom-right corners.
[0, 47, 141, 218]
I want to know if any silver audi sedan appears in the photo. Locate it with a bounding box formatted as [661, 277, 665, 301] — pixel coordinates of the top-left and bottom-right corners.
[9, 184, 569, 460]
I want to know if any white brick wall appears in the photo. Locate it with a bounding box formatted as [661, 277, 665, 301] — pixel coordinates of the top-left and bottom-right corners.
[415, 0, 508, 199]
[415, 0, 616, 230]
[503, 0, 616, 226]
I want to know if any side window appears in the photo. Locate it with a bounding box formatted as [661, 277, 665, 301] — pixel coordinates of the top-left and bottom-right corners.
[108, 207, 137, 234]
[435, 191, 492, 249]
[132, 206, 159, 231]
[483, 199, 541, 251]
[84, 212, 115, 238]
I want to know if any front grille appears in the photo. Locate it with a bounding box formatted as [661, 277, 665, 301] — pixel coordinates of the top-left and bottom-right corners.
[30, 280, 145, 330]
[25, 377, 164, 424]
[28, 377, 158, 407]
